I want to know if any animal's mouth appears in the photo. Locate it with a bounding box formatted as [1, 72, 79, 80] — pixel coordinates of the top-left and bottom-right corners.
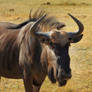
[57, 74, 71, 87]
[58, 80, 67, 87]
[48, 67, 71, 86]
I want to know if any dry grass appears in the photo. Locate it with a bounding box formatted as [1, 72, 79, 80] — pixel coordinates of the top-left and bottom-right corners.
[0, 0, 92, 92]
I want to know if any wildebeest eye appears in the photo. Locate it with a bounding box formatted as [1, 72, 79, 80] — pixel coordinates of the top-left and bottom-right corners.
[40, 38, 45, 43]
[50, 43, 61, 49]
[40, 37, 51, 44]
[68, 37, 72, 41]
[49, 43, 56, 48]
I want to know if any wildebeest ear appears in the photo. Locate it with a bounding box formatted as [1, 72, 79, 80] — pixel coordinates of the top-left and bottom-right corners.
[69, 34, 83, 43]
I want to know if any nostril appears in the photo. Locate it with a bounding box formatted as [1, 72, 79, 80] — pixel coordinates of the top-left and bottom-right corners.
[62, 71, 66, 76]
[57, 69, 65, 79]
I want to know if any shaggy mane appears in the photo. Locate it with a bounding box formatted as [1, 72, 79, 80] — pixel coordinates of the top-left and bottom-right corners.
[8, 9, 65, 31]
[29, 9, 65, 32]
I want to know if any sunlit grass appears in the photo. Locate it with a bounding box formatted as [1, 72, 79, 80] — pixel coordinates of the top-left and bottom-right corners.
[0, 0, 92, 92]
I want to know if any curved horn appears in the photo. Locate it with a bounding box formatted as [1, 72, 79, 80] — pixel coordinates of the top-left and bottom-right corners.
[35, 31, 51, 39]
[30, 14, 46, 35]
[68, 13, 84, 36]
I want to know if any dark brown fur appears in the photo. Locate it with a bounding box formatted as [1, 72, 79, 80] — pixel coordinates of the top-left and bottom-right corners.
[0, 9, 84, 92]
[0, 10, 65, 92]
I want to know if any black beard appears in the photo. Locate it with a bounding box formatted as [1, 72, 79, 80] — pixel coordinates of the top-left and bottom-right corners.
[48, 67, 56, 83]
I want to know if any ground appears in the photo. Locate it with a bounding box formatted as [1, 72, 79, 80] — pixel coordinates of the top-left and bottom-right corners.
[0, 0, 92, 92]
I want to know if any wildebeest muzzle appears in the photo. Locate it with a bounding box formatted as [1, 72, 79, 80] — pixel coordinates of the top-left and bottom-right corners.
[56, 67, 72, 86]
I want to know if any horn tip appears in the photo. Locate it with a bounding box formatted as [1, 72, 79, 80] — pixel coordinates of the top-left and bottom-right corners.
[68, 13, 73, 17]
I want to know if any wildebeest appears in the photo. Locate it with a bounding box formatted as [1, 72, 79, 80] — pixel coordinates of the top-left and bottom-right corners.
[0, 10, 84, 92]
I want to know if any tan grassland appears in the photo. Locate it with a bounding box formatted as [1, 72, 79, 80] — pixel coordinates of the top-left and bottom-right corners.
[0, 0, 92, 92]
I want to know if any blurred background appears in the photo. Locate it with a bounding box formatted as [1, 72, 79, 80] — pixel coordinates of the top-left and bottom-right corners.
[0, 0, 92, 92]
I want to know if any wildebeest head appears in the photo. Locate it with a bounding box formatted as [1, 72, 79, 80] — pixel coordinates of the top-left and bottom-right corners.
[21, 13, 84, 86]
[29, 14, 84, 86]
